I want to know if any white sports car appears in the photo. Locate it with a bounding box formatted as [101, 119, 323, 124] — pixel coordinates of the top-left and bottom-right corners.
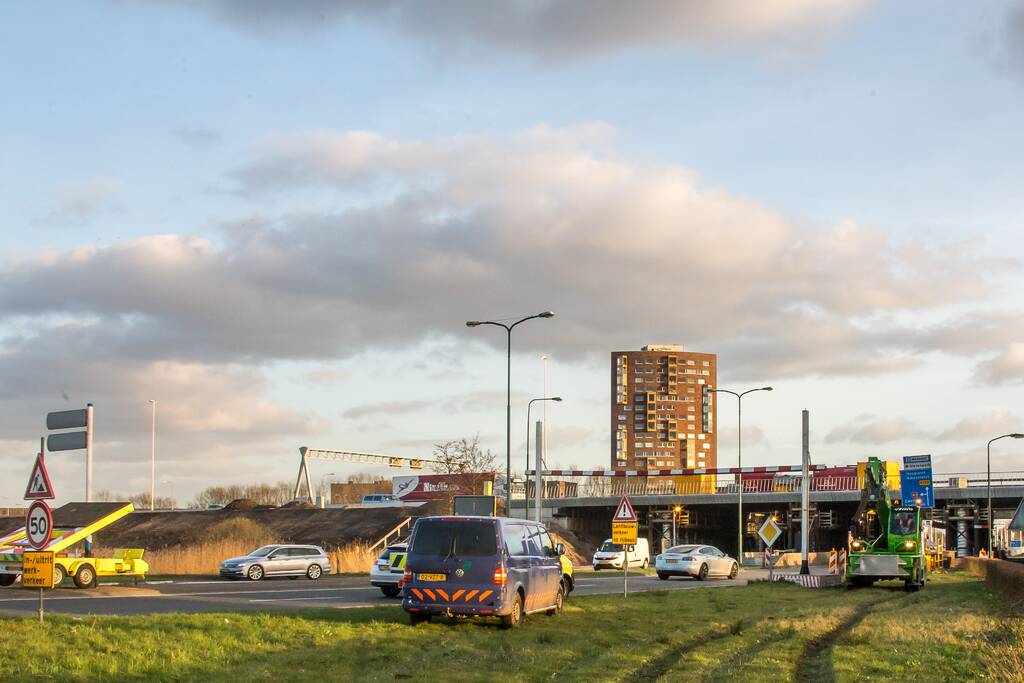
[655, 544, 738, 581]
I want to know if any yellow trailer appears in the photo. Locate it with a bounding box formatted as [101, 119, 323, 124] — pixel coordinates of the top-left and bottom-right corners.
[0, 502, 148, 588]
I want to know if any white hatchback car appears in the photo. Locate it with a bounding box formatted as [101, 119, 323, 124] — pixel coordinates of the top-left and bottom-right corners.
[655, 544, 738, 581]
[592, 538, 650, 570]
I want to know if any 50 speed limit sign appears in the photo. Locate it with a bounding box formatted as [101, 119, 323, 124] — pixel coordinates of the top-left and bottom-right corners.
[25, 501, 53, 549]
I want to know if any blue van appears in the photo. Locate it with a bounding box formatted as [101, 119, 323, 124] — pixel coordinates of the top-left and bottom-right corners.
[402, 516, 566, 628]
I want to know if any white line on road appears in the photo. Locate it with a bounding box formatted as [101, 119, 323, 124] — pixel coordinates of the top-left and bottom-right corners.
[0, 586, 375, 604]
[249, 596, 399, 603]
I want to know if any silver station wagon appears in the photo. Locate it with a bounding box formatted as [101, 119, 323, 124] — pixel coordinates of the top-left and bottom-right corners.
[220, 544, 332, 581]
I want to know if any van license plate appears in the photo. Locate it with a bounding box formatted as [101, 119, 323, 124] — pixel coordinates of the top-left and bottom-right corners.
[418, 573, 446, 582]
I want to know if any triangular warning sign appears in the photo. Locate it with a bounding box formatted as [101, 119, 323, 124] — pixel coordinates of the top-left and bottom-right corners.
[613, 495, 637, 522]
[24, 452, 55, 500]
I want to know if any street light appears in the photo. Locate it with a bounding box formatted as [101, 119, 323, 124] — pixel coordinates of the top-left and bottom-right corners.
[320, 472, 337, 507]
[541, 354, 550, 468]
[527, 397, 562, 522]
[148, 400, 157, 512]
[466, 311, 555, 516]
[713, 386, 773, 564]
[988, 433, 1024, 555]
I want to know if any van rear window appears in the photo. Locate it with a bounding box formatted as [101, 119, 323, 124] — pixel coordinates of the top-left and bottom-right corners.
[411, 520, 497, 557]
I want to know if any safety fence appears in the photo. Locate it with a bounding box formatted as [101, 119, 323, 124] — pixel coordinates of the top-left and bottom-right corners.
[517, 470, 1024, 500]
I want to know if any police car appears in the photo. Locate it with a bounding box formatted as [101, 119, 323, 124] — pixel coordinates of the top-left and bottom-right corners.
[370, 542, 408, 597]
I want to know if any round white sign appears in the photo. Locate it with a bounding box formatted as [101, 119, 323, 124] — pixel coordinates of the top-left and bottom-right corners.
[25, 501, 53, 549]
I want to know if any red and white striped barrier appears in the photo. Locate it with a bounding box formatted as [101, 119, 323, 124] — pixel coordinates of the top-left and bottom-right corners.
[525, 465, 827, 477]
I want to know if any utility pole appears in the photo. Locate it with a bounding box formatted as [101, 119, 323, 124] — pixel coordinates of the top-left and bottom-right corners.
[541, 355, 549, 468]
[149, 400, 157, 511]
[800, 409, 810, 575]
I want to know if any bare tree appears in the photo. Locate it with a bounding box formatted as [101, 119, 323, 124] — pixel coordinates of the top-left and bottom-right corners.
[347, 473, 388, 484]
[189, 481, 294, 509]
[430, 435, 499, 511]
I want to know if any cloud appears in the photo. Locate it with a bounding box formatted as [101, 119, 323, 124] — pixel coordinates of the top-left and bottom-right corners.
[173, 127, 222, 147]
[999, 3, 1024, 81]
[165, 0, 869, 60]
[717, 425, 767, 452]
[341, 390, 532, 420]
[0, 347, 327, 504]
[342, 400, 432, 419]
[0, 126, 1008, 384]
[34, 175, 123, 226]
[937, 410, 1023, 442]
[302, 367, 352, 385]
[973, 343, 1024, 385]
[825, 414, 921, 445]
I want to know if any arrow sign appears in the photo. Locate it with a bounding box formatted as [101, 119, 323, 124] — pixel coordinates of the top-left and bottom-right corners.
[613, 495, 637, 522]
[24, 453, 55, 500]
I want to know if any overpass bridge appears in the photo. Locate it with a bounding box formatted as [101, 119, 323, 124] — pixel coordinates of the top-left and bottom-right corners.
[509, 465, 1024, 560]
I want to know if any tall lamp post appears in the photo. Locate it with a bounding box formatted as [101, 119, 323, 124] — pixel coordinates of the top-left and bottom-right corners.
[541, 354, 550, 467]
[148, 399, 158, 511]
[466, 311, 555, 516]
[320, 472, 337, 507]
[988, 433, 1024, 555]
[713, 386, 773, 564]
[527, 397, 562, 521]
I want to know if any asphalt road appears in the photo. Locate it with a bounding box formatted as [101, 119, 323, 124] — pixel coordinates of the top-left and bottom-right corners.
[0, 569, 769, 617]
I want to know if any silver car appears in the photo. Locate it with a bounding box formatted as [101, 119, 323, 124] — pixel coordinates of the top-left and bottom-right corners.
[655, 544, 738, 581]
[219, 544, 332, 581]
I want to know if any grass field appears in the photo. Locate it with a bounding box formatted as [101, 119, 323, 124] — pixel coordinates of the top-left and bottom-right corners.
[0, 571, 1018, 682]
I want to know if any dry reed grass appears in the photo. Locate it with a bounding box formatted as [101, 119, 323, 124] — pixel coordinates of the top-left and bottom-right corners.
[97, 517, 380, 575]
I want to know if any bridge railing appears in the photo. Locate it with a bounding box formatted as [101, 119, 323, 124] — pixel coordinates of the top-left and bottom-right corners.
[528, 471, 1024, 500]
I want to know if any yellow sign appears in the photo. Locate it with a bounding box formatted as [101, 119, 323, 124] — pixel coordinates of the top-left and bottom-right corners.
[22, 551, 55, 589]
[612, 521, 638, 545]
[758, 518, 783, 548]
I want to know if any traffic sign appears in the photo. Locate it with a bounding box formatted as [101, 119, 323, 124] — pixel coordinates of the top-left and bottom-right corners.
[47, 431, 88, 452]
[24, 452, 55, 500]
[612, 521, 638, 545]
[613, 496, 637, 522]
[758, 517, 783, 548]
[46, 408, 88, 430]
[900, 454, 933, 508]
[22, 551, 55, 589]
[25, 501, 53, 550]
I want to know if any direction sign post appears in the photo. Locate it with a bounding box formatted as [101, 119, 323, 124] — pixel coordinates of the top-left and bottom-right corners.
[612, 496, 638, 598]
[23, 551, 54, 622]
[900, 454, 933, 508]
[758, 517, 783, 581]
[24, 445, 57, 622]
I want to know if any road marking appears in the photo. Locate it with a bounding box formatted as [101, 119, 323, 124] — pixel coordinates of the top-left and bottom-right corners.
[172, 580, 231, 585]
[0, 586, 375, 604]
[249, 596, 399, 603]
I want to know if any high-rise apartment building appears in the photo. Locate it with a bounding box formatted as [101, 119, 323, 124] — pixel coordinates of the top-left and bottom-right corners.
[611, 345, 717, 470]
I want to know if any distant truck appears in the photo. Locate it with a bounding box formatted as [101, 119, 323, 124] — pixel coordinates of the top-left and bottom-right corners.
[0, 502, 149, 589]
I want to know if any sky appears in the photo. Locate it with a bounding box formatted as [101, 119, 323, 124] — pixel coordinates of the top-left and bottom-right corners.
[2, 1, 1024, 506]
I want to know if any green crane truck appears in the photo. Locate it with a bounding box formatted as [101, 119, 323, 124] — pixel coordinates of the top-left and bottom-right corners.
[846, 457, 926, 591]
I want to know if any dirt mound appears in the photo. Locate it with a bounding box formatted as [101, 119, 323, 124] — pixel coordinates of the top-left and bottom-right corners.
[548, 525, 590, 567]
[223, 498, 258, 511]
[85, 499, 449, 551]
[199, 518, 274, 545]
[280, 500, 316, 509]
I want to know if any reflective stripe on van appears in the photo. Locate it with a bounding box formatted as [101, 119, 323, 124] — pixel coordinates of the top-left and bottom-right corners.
[410, 588, 494, 603]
